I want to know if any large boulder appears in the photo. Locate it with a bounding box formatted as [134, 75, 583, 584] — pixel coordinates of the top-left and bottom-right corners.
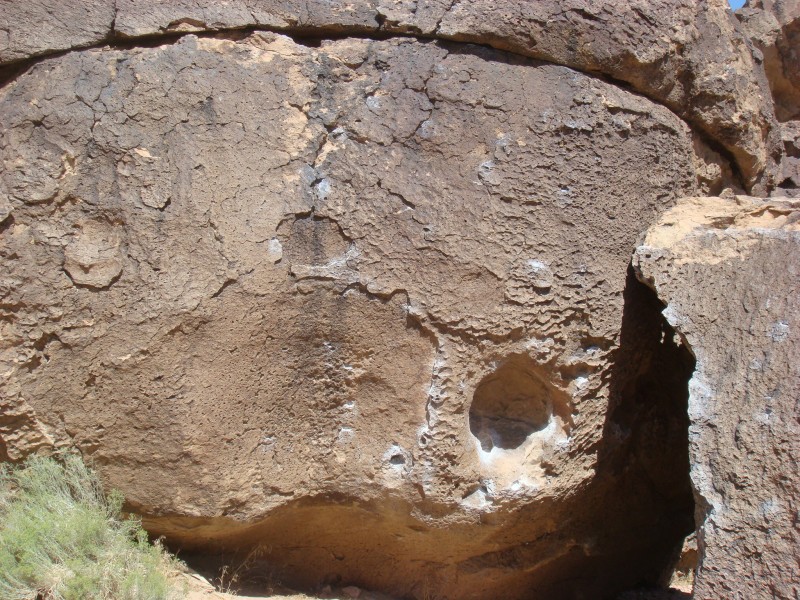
[738, 0, 800, 121]
[776, 120, 800, 196]
[634, 196, 800, 599]
[0, 32, 699, 598]
[427, 0, 781, 193]
[114, 0, 782, 192]
[737, 1, 800, 199]
[0, 0, 114, 65]
[0, 0, 781, 193]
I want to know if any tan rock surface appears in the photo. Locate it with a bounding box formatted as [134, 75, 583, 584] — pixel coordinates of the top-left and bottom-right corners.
[0, 0, 781, 192]
[113, 0, 782, 191]
[1, 31, 699, 598]
[4, 3, 796, 599]
[0, 0, 114, 65]
[634, 196, 800, 599]
[427, 0, 780, 192]
[774, 119, 800, 196]
[738, 0, 800, 121]
[737, 1, 800, 198]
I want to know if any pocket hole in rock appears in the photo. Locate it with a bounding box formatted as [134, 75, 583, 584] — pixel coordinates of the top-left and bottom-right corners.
[469, 355, 552, 451]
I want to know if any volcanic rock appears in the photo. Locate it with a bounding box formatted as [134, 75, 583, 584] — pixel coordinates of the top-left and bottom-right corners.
[0, 0, 781, 193]
[738, 0, 800, 121]
[0, 0, 114, 64]
[3, 2, 798, 598]
[1, 31, 699, 598]
[634, 195, 800, 600]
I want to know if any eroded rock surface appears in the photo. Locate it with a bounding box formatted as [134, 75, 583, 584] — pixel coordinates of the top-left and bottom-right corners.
[0, 0, 780, 192]
[431, 0, 780, 192]
[1, 31, 699, 598]
[774, 119, 800, 196]
[634, 196, 800, 600]
[0, 0, 114, 64]
[738, 0, 800, 121]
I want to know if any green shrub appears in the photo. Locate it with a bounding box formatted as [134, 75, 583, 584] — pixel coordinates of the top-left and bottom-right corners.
[0, 454, 180, 600]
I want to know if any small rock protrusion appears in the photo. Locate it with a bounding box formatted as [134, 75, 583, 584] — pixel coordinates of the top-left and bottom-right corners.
[342, 585, 362, 598]
[63, 221, 124, 289]
[0, 196, 13, 224]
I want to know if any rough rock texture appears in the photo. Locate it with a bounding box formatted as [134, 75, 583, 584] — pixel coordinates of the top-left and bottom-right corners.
[776, 121, 800, 194]
[0, 0, 114, 64]
[427, 0, 780, 193]
[112, 0, 382, 36]
[737, 1, 800, 199]
[0, 31, 699, 598]
[634, 196, 800, 600]
[5, 2, 799, 598]
[111, 0, 790, 191]
[0, 0, 780, 192]
[738, 0, 800, 121]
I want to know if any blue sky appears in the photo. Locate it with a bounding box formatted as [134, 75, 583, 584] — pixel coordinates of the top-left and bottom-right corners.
[729, 0, 746, 8]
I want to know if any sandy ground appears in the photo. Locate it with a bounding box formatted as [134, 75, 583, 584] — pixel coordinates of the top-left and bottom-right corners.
[177, 569, 392, 600]
[177, 567, 692, 600]
[179, 570, 313, 600]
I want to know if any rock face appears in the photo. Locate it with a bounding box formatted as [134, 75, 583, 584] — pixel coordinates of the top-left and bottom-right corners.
[0, 0, 114, 64]
[0, 0, 781, 193]
[1, 30, 699, 599]
[737, 0, 800, 199]
[430, 0, 780, 193]
[1, 2, 798, 599]
[777, 121, 800, 195]
[738, 0, 800, 122]
[634, 196, 800, 600]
